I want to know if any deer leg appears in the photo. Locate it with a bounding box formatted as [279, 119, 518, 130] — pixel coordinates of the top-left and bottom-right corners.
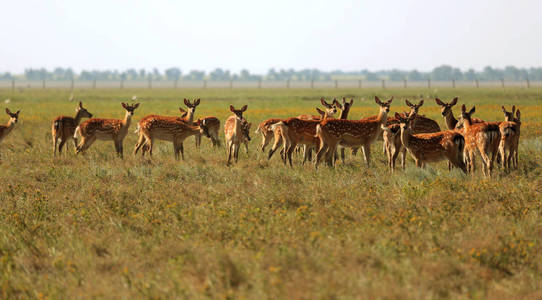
[287, 144, 295, 167]
[391, 145, 401, 173]
[401, 147, 406, 170]
[226, 141, 233, 165]
[314, 143, 328, 169]
[76, 136, 95, 155]
[244, 141, 249, 154]
[134, 133, 145, 155]
[173, 141, 180, 160]
[361, 144, 371, 167]
[234, 143, 240, 163]
[180, 143, 185, 160]
[52, 136, 59, 156]
[58, 139, 67, 156]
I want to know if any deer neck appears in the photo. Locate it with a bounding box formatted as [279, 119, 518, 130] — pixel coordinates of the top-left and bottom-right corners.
[339, 107, 350, 120]
[123, 112, 132, 128]
[399, 126, 411, 149]
[376, 109, 388, 124]
[74, 111, 84, 125]
[234, 116, 243, 136]
[462, 116, 473, 131]
[186, 110, 195, 123]
[445, 111, 458, 130]
[4, 119, 16, 133]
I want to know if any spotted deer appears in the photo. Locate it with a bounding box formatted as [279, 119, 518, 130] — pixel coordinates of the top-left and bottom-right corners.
[194, 116, 221, 147]
[380, 121, 406, 172]
[335, 97, 354, 163]
[255, 118, 283, 152]
[499, 106, 521, 171]
[0, 108, 20, 158]
[134, 117, 210, 160]
[297, 97, 338, 120]
[75, 103, 139, 158]
[460, 105, 501, 177]
[52, 101, 93, 156]
[395, 112, 466, 173]
[435, 97, 484, 130]
[225, 105, 248, 165]
[404, 99, 441, 133]
[314, 96, 393, 169]
[225, 115, 251, 155]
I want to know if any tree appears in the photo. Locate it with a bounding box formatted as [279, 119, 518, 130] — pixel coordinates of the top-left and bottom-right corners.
[165, 68, 182, 81]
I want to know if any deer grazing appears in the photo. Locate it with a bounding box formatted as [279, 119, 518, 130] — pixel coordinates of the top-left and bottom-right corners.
[225, 105, 249, 165]
[314, 96, 393, 169]
[0, 108, 20, 158]
[499, 106, 521, 171]
[52, 101, 93, 156]
[134, 116, 210, 160]
[394, 112, 467, 173]
[75, 103, 139, 158]
[460, 105, 501, 177]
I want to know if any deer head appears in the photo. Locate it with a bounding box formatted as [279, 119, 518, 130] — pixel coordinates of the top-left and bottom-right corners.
[460, 104, 476, 125]
[435, 97, 458, 117]
[183, 98, 200, 116]
[122, 102, 140, 116]
[196, 119, 211, 138]
[241, 120, 252, 141]
[5, 108, 20, 124]
[405, 99, 424, 115]
[320, 97, 338, 117]
[230, 105, 247, 119]
[76, 101, 93, 119]
[395, 112, 416, 131]
[502, 105, 516, 122]
[515, 110, 521, 122]
[375, 96, 393, 113]
[335, 97, 354, 119]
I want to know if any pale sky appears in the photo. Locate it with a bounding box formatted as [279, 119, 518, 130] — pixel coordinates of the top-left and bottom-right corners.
[1, 0, 541, 74]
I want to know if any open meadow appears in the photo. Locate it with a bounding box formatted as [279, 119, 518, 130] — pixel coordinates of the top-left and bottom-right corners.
[0, 87, 541, 298]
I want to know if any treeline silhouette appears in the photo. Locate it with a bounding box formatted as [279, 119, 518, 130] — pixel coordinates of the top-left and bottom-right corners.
[2, 65, 541, 81]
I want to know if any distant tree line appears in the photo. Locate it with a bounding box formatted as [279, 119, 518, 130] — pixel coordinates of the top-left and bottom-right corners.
[1, 65, 542, 81]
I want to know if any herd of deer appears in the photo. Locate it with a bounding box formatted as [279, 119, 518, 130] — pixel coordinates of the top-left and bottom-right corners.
[0, 95, 521, 176]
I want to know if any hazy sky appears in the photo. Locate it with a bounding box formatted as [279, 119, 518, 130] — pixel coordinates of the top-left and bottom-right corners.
[1, 0, 541, 73]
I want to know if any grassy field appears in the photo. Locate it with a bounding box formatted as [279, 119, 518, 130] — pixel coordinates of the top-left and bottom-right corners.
[0, 87, 541, 298]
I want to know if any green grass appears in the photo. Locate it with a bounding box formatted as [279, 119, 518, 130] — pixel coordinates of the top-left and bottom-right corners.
[0, 87, 541, 298]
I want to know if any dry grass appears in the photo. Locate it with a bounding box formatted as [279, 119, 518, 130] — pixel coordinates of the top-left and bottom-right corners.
[0, 87, 541, 298]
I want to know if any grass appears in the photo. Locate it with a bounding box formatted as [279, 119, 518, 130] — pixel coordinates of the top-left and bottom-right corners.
[0, 87, 541, 298]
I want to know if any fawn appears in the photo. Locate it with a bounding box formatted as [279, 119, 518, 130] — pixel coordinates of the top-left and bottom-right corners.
[75, 103, 139, 158]
[52, 101, 93, 156]
[314, 96, 392, 168]
[395, 112, 466, 173]
[499, 106, 521, 171]
[225, 105, 249, 165]
[460, 105, 501, 177]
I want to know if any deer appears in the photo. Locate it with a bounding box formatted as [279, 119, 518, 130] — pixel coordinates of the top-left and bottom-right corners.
[194, 116, 221, 147]
[225, 114, 251, 155]
[314, 96, 393, 169]
[499, 106, 521, 171]
[460, 105, 501, 177]
[296, 97, 339, 120]
[334, 97, 354, 163]
[0, 108, 20, 158]
[134, 116, 210, 160]
[52, 101, 93, 156]
[267, 99, 338, 167]
[225, 105, 249, 165]
[394, 112, 467, 173]
[255, 118, 283, 153]
[75, 103, 139, 158]
[435, 97, 484, 130]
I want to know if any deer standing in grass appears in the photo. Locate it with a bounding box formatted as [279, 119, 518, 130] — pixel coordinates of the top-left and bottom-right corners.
[335, 97, 354, 163]
[134, 116, 210, 160]
[75, 103, 139, 158]
[194, 116, 221, 147]
[225, 105, 249, 165]
[394, 112, 467, 172]
[314, 96, 392, 169]
[0, 108, 20, 158]
[52, 101, 93, 156]
[499, 106, 521, 171]
[435, 97, 484, 130]
[268, 98, 338, 166]
[460, 105, 501, 177]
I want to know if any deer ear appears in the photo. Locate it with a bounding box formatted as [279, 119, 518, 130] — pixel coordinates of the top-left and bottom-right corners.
[185, 98, 192, 107]
[374, 96, 381, 105]
[516, 110, 521, 120]
[418, 99, 424, 106]
[394, 112, 402, 119]
[316, 107, 325, 116]
[405, 99, 413, 107]
[194, 98, 200, 106]
[320, 97, 330, 108]
[16, 110, 20, 115]
[461, 104, 466, 112]
[388, 96, 394, 103]
[435, 98, 444, 106]
[450, 97, 458, 106]
[79, 101, 83, 108]
[241, 105, 247, 112]
[469, 106, 476, 115]
[5, 108, 10, 115]
[179, 107, 186, 113]
[350, 98, 354, 105]
[512, 105, 515, 114]
[502, 106, 506, 113]
[333, 98, 341, 108]
[230, 105, 235, 112]
[134, 103, 140, 109]
[121, 103, 127, 109]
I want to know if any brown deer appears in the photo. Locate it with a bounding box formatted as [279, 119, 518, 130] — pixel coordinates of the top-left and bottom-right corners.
[499, 106, 521, 171]
[75, 103, 140, 158]
[296, 97, 338, 120]
[0, 108, 20, 158]
[52, 101, 93, 156]
[314, 96, 393, 169]
[194, 116, 221, 147]
[134, 117, 210, 160]
[255, 118, 283, 152]
[404, 99, 441, 133]
[395, 112, 466, 173]
[380, 122, 405, 172]
[435, 97, 484, 130]
[460, 105, 501, 177]
[225, 105, 248, 165]
[225, 115, 251, 155]
[335, 97, 354, 162]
